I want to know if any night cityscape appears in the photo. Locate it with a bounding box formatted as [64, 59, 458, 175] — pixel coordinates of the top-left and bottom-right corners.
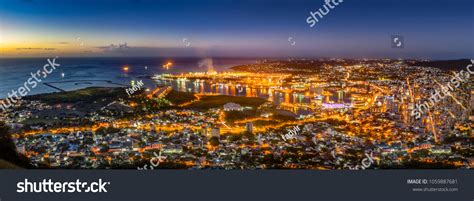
[0, 58, 472, 170]
[0, 0, 472, 171]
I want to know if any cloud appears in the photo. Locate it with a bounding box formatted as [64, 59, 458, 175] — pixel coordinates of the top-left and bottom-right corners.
[96, 43, 131, 53]
[16, 47, 57, 51]
[57, 42, 70, 44]
[94, 44, 205, 57]
[16, 48, 42, 50]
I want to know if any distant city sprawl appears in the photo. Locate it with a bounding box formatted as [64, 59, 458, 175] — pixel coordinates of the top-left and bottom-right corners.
[2, 58, 472, 170]
[411, 59, 473, 119]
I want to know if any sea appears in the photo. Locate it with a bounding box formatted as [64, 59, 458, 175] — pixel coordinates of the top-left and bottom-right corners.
[0, 57, 317, 114]
[0, 57, 257, 99]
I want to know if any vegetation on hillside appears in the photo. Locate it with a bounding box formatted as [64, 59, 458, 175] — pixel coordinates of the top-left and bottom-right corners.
[164, 90, 197, 105]
[0, 122, 30, 169]
[186, 95, 266, 110]
[25, 87, 128, 104]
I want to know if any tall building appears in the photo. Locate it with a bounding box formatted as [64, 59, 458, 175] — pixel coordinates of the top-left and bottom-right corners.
[201, 127, 209, 136]
[337, 90, 345, 103]
[470, 88, 474, 122]
[245, 122, 253, 134]
[132, 140, 140, 151]
[211, 127, 220, 137]
[386, 97, 399, 113]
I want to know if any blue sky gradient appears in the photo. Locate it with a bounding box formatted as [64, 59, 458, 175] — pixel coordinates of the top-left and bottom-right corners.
[0, 0, 473, 59]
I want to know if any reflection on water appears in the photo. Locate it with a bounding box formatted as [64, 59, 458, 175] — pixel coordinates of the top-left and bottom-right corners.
[155, 79, 312, 106]
[155, 78, 353, 116]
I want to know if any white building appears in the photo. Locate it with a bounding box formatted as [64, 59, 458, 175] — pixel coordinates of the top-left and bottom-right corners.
[223, 102, 242, 111]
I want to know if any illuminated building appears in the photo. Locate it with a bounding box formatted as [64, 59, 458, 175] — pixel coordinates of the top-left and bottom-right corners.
[211, 127, 220, 137]
[245, 122, 253, 134]
[201, 127, 209, 136]
[470, 88, 474, 121]
[223, 102, 242, 111]
[337, 90, 344, 103]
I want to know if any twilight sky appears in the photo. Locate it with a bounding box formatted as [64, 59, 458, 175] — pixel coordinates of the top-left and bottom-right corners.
[0, 0, 473, 59]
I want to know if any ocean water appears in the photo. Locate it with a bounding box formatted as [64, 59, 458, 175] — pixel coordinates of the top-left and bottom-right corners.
[0, 57, 257, 99]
